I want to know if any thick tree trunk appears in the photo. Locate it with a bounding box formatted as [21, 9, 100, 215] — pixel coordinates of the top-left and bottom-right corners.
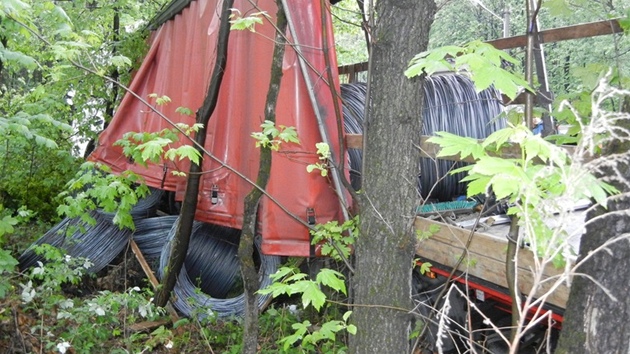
[154, 0, 234, 308]
[555, 101, 630, 353]
[239, 2, 286, 352]
[350, 1, 436, 353]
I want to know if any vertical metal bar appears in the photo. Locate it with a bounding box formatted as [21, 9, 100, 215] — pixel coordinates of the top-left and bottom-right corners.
[281, 0, 350, 223]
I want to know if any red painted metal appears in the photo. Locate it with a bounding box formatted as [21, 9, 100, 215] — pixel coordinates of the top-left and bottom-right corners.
[89, 0, 347, 257]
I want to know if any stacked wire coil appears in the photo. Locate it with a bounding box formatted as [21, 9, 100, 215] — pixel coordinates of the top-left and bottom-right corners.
[340, 74, 505, 201]
[157, 217, 280, 319]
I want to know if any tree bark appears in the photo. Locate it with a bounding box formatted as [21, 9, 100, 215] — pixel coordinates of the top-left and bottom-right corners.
[239, 2, 287, 353]
[555, 100, 630, 353]
[154, 0, 234, 308]
[350, 1, 436, 353]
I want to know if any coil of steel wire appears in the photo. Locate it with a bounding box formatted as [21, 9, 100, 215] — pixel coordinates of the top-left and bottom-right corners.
[18, 210, 132, 273]
[340, 74, 505, 201]
[157, 217, 280, 319]
[19, 188, 163, 272]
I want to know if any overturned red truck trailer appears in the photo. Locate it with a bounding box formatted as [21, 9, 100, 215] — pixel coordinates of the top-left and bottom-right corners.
[89, 0, 348, 257]
[76, 0, 562, 348]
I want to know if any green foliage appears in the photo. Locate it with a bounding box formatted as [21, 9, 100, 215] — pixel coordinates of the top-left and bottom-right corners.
[175, 106, 194, 116]
[114, 123, 203, 169]
[148, 93, 172, 106]
[306, 142, 331, 177]
[279, 311, 356, 352]
[229, 8, 267, 32]
[416, 223, 440, 242]
[331, 1, 368, 66]
[544, 0, 573, 17]
[430, 123, 618, 265]
[310, 216, 358, 261]
[427, 0, 629, 99]
[418, 261, 432, 275]
[57, 162, 149, 230]
[405, 40, 531, 100]
[251, 120, 300, 151]
[0, 0, 166, 224]
[258, 265, 354, 352]
[14, 246, 167, 353]
[0, 248, 17, 298]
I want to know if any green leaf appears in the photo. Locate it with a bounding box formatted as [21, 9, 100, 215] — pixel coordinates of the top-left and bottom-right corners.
[471, 156, 519, 176]
[0, 249, 18, 270]
[175, 106, 194, 116]
[278, 126, 300, 145]
[138, 138, 170, 162]
[0, 0, 30, 18]
[173, 145, 202, 165]
[0, 215, 18, 236]
[428, 131, 485, 160]
[269, 266, 296, 281]
[404, 46, 460, 78]
[419, 262, 432, 275]
[462, 174, 492, 197]
[229, 10, 267, 32]
[620, 8, 630, 32]
[316, 268, 346, 295]
[34, 134, 58, 149]
[0, 48, 39, 70]
[295, 281, 326, 311]
[482, 128, 516, 151]
[543, 0, 572, 16]
[489, 174, 522, 200]
[110, 55, 132, 69]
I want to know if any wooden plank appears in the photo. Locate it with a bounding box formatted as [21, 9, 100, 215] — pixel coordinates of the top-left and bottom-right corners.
[414, 217, 571, 308]
[128, 319, 171, 333]
[129, 240, 180, 322]
[337, 20, 623, 79]
[488, 19, 623, 50]
[338, 62, 369, 77]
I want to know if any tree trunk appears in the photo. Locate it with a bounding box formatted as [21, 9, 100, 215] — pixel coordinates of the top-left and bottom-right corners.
[239, 2, 287, 352]
[350, 1, 436, 353]
[555, 100, 630, 353]
[154, 0, 234, 308]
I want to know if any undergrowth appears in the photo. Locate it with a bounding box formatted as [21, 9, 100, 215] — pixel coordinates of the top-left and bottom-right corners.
[0, 243, 350, 353]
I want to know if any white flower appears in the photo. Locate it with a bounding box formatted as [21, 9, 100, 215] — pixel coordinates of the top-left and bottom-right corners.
[20, 281, 36, 303]
[82, 259, 93, 269]
[59, 299, 74, 309]
[130, 286, 141, 293]
[138, 301, 153, 318]
[56, 341, 71, 353]
[87, 302, 106, 316]
[165, 340, 174, 349]
[64, 255, 72, 263]
[57, 311, 72, 320]
[32, 262, 45, 276]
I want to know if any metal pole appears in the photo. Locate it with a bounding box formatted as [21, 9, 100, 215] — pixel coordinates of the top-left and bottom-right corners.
[281, 0, 351, 224]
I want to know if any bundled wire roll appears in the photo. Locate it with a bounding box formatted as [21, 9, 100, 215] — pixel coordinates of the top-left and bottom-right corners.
[158, 217, 280, 319]
[340, 83, 367, 191]
[340, 74, 505, 200]
[18, 211, 132, 273]
[133, 216, 179, 261]
[19, 188, 165, 273]
[183, 223, 240, 298]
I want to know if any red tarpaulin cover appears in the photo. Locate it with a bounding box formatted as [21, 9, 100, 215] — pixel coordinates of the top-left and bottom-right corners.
[89, 0, 347, 256]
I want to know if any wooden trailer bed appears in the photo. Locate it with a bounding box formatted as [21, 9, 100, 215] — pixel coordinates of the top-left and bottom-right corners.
[413, 210, 585, 310]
